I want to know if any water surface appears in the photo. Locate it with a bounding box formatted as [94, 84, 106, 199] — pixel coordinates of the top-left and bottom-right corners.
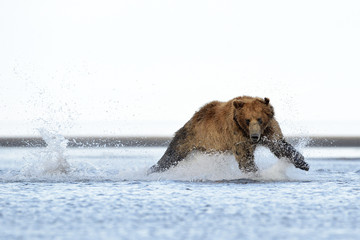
[0, 146, 359, 240]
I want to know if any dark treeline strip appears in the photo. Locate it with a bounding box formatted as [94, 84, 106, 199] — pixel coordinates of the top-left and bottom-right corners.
[0, 137, 170, 148]
[0, 136, 359, 148]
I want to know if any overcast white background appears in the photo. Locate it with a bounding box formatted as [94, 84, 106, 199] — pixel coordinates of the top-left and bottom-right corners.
[0, 0, 359, 137]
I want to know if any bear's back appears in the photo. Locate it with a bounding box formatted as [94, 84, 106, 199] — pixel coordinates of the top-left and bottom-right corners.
[192, 101, 221, 123]
[192, 96, 261, 123]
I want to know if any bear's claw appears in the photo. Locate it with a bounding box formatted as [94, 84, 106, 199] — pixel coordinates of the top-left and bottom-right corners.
[291, 152, 310, 171]
[294, 160, 310, 171]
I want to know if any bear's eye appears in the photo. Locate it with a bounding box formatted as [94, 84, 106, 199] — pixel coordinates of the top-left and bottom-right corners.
[258, 118, 263, 124]
[246, 119, 250, 126]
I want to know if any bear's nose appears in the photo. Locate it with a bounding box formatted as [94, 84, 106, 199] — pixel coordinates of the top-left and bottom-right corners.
[251, 134, 260, 142]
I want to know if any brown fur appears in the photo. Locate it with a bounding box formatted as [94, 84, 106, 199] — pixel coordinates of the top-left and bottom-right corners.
[148, 96, 309, 173]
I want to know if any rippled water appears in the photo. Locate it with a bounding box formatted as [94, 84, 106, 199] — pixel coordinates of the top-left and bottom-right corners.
[0, 145, 359, 240]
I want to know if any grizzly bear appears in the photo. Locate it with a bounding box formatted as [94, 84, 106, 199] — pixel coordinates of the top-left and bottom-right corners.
[148, 96, 309, 174]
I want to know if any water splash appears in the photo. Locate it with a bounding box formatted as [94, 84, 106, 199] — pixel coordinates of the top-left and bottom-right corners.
[144, 149, 306, 182]
[4, 137, 310, 183]
[21, 128, 71, 178]
[141, 139, 310, 182]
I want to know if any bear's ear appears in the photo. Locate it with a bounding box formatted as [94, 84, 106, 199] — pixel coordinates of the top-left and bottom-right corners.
[264, 97, 270, 105]
[233, 100, 245, 109]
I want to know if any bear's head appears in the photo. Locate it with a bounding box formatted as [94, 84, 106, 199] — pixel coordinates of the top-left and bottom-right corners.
[232, 97, 274, 143]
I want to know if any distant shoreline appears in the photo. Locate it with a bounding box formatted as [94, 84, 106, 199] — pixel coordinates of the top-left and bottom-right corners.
[0, 136, 359, 148]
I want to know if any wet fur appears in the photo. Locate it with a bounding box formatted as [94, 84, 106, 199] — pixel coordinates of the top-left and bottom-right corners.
[148, 96, 309, 173]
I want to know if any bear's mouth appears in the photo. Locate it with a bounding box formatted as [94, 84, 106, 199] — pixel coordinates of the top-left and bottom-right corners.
[250, 134, 261, 143]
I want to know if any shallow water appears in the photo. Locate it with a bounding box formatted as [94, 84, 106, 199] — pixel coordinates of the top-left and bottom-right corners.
[0, 146, 360, 240]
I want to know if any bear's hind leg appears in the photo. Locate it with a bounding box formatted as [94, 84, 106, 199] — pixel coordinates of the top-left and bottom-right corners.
[147, 145, 189, 174]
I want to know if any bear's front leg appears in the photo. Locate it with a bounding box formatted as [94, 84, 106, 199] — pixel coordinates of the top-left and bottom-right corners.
[262, 119, 309, 171]
[264, 139, 309, 171]
[232, 144, 258, 173]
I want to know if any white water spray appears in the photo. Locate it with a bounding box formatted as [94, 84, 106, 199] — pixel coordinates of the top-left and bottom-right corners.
[15, 134, 309, 182]
[21, 128, 71, 178]
[37, 128, 70, 174]
[141, 144, 309, 182]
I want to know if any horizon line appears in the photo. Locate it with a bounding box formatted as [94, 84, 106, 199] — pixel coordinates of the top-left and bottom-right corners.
[0, 136, 359, 148]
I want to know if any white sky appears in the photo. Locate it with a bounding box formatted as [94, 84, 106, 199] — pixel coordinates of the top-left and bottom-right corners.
[0, 0, 360, 136]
